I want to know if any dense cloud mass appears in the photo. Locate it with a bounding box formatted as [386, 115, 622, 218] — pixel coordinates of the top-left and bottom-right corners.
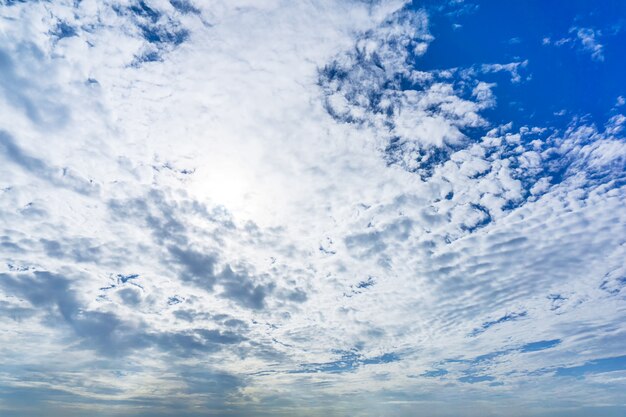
[1, 1, 625, 416]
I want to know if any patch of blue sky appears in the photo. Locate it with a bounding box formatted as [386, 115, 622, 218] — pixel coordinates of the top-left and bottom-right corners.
[362, 352, 399, 365]
[469, 311, 527, 337]
[421, 339, 561, 380]
[600, 275, 626, 296]
[412, 0, 626, 130]
[520, 339, 561, 353]
[460, 203, 492, 232]
[4, 0, 31, 6]
[473, 339, 560, 360]
[383, 140, 453, 178]
[117, 274, 139, 284]
[115, 0, 189, 54]
[50, 21, 77, 39]
[555, 355, 626, 377]
[356, 276, 376, 289]
[169, 0, 200, 15]
[140, 25, 188, 46]
[129, 0, 161, 23]
[458, 374, 495, 384]
[134, 50, 162, 65]
[291, 350, 400, 374]
[421, 368, 448, 378]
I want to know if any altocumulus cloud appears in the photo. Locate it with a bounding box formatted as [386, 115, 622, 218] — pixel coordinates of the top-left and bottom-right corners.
[1, 1, 625, 417]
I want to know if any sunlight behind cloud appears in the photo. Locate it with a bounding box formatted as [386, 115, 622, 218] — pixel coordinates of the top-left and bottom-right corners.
[190, 150, 260, 220]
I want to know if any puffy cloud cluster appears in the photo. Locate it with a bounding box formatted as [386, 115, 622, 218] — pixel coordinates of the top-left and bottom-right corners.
[319, 9, 497, 177]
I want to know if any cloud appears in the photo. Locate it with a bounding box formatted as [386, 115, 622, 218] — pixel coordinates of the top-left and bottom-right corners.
[0, 1, 626, 416]
[572, 27, 605, 62]
[481, 60, 529, 83]
[543, 26, 605, 62]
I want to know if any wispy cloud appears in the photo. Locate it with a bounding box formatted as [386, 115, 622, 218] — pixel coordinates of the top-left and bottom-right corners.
[543, 26, 605, 62]
[572, 27, 605, 61]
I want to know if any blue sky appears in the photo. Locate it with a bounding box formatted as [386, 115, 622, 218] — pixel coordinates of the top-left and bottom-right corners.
[0, 1, 625, 416]
[417, 0, 626, 129]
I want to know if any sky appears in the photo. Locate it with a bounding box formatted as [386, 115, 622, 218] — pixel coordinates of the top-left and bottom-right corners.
[0, 1, 625, 416]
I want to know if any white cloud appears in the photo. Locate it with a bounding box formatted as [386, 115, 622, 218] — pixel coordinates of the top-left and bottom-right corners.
[481, 60, 529, 83]
[572, 27, 605, 62]
[1, 1, 626, 416]
[543, 25, 605, 62]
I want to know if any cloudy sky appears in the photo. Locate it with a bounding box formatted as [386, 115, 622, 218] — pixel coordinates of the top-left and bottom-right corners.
[1, 0, 626, 416]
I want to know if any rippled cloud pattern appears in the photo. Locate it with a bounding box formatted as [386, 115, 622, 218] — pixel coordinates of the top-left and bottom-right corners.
[1, 1, 625, 416]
